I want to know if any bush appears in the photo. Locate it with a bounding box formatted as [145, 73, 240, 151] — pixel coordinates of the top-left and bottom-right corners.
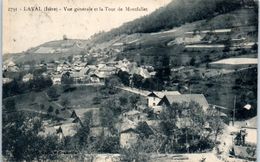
[47, 87, 59, 100]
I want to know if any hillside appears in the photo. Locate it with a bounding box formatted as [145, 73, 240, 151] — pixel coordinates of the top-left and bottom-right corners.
[108, 8, 257, 66]
[91, 0, 257, 43]
[4, 0, 258, 66]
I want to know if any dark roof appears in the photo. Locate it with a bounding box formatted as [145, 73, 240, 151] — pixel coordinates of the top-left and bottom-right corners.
[147, 91, 181, 98]
[120, 128, 139, 134]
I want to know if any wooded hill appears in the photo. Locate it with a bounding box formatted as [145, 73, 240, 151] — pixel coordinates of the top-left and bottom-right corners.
[91, 0, 258, 43]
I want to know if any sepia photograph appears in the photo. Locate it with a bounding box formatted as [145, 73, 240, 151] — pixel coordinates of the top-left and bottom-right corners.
[2, 0, 258, 161]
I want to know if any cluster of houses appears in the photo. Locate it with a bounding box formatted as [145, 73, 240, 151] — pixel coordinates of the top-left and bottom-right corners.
[49, 57, 155, 84]
[2, 56, 156, 86]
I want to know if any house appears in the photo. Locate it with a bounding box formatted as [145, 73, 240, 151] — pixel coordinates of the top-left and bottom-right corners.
[98, 65, 117, 75]
[22, 73, 34, 82]
[106, 61, 118, 67]
[72, 55, 83, 62]
[73, 62, 86, 71]
[90, 74, 101, 83]
[51, 75, 62, 84]
[157, 94, 209, 111]
[6, 60, 16, 67]
[46, 63, 56, 71]
[120, 118, 139, 148]
[57, 64, 65, 73]
[90, 73, 109, 83]
[70, 71, 85, 83]
[87, 65, 97, 71]
[7, 65, 19, 72]
[120, 128, 140, 148]
[3, 78, 13, 84]
[147, 91, 181, 107]
[129, 67, 151, 79]
[22, 64, 31, 71]
[116, 58, 133, 72]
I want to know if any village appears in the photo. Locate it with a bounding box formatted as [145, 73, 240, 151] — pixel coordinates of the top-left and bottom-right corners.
[2, 1, 258, 160]
[2, 46, 257, 161]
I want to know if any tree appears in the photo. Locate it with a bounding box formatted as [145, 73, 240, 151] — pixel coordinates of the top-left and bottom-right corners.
[97, 136, 120, 153]
[47, 87, 59, 100]
[119, 96, 128, 106]
[40, 104, 45, 110]
[74, 112, 92, 149]
[30, 75, 53, 92]
[129, 95, 140, 109]
[4, 98, 16, 113]
[63, 34, 68, 40]
[93, 96, 101, 105]
[60, 97, 70, 109]
[190, 57, 196, 66]
[158, 101, 213, 153]
[2, 112, 61, 161]
[55, 109, 60, 115]
[47, 106, 54, 114]
[206, 106, 224, 144]
[223, 37, 231, 53]
[132, 74, 143, 88]
[105, 76, 120, 94]
[251, 43, 258, 51]
[61, 72, 73, 84]
[67, 56, 73, 63]
[117, 70, 130, 86]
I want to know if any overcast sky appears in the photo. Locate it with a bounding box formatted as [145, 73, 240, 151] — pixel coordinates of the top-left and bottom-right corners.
[3, 0, 171, 54]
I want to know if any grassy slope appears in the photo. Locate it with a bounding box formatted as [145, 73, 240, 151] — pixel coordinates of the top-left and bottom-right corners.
[3, 85, 146, 119]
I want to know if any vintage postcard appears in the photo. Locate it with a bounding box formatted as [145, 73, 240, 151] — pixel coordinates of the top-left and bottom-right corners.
[2, 0, 258, 161]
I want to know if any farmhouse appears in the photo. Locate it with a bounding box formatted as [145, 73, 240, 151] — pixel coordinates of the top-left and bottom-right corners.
[90, 73, 109, 83]
[147, 91, 181, 107]
[22, 73, 34, 82]
[120, 118, 139, 148]
[157, 94, 209, 111]
[51, 75, 62, 84]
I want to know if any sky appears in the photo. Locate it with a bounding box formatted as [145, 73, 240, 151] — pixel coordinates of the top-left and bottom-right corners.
[3, 0, 172, 54]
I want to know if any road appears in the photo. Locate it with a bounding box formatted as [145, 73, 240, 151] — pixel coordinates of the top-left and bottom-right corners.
[116, 86, 150, 96]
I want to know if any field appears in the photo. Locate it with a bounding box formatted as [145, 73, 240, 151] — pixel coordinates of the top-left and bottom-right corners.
[3, 85, 147, 120]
